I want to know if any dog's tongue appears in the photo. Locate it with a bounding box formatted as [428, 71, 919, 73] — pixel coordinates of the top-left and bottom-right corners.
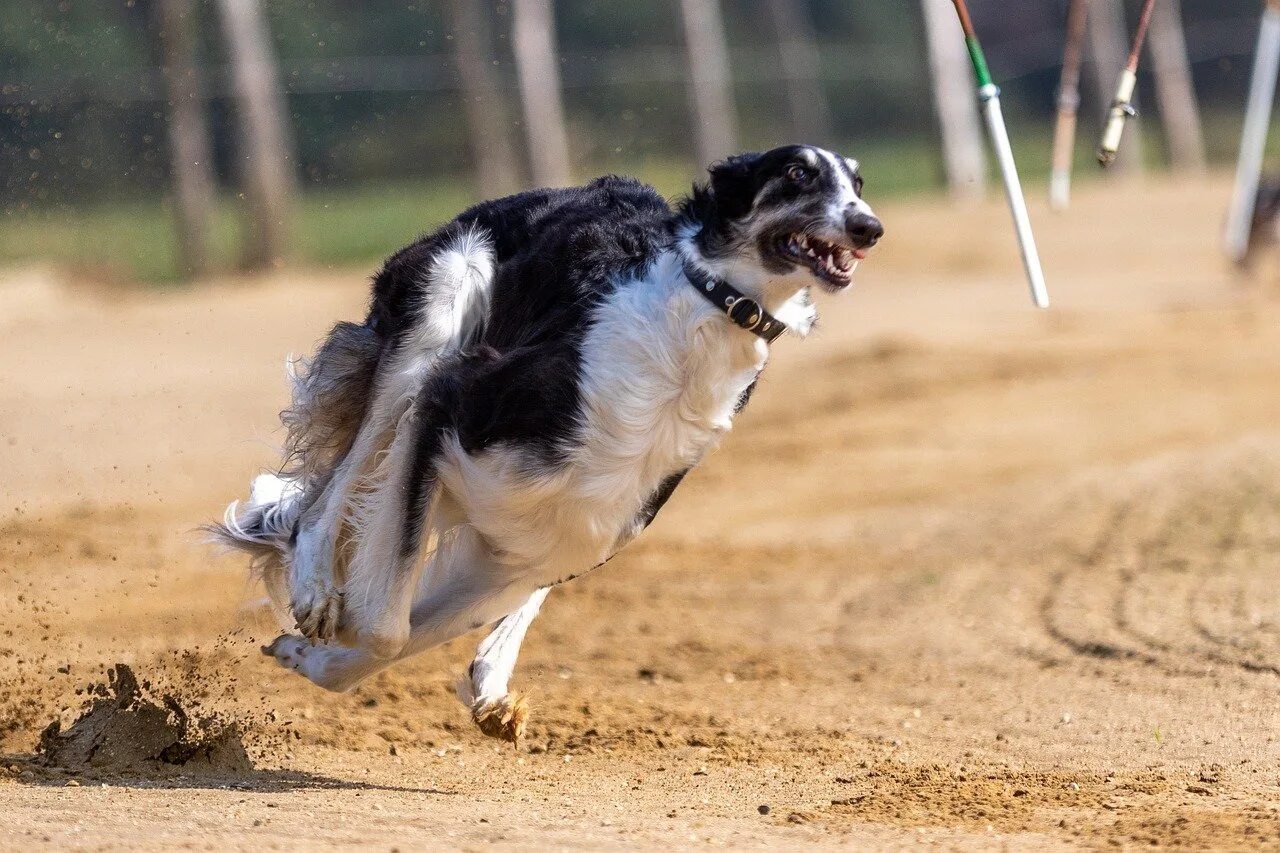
[852, 248, 869, 261]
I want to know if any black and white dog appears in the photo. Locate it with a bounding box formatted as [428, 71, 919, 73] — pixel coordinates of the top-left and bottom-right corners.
[215, 144, 883, 741]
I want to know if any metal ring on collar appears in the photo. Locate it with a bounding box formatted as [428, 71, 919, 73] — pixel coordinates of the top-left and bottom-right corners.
[725, 296, 764, 331]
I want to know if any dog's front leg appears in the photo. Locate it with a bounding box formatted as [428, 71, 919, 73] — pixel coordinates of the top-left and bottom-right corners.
[262, 583, 542, 702]
[265, 529, 542, 709]
[456, 587, 550, 743]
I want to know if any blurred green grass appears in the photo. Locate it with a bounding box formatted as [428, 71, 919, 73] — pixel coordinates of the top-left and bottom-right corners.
[0, 180, 477, 284]
[0, 125, 1245, 284]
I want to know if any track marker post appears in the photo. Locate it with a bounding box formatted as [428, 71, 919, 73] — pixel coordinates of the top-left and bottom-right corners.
[950, 0, 1050, 308]
[1225, 0, 1280, 263]
[1097, 0, 1158, 168]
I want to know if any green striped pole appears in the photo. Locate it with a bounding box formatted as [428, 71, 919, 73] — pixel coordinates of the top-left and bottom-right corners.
[951, 0, 1050, 308]
[964, 36, 992, 89]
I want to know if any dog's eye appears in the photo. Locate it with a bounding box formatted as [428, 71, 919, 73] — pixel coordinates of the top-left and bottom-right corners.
[853, 174, 865, 195]
[786, 165, 811, 183]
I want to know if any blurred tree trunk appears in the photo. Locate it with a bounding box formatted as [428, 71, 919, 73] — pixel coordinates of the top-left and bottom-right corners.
[919, 0, 987, 201]
[764, 0, 832, 143]
[448, 0, 521, 196]
[1049, 0, 1089, 210]
[678, 0, 738, 166]
[1085, 0, 1143, 175]
[154, 0, 215, 278]
[512, 0, 571, 187]
[216, 0, 297, 269]
[1148, 0, 1206, 174]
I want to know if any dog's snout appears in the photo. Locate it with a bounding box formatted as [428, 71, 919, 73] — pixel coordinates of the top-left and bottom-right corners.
[844, 211, 884, 249]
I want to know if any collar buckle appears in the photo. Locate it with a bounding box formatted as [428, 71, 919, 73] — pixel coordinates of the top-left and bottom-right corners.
[683, 261, 785, 343]
[724, 295, 764, 332]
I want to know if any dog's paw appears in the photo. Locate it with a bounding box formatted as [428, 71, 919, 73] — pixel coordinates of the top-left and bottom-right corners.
[262, 634, 310, 671]
[261, 634, 355, 692]
[291, 580, 343, 643]
[471, 693, 529, 745]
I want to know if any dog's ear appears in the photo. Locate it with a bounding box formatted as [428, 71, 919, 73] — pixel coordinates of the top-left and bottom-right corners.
[708, 152, 762, 221]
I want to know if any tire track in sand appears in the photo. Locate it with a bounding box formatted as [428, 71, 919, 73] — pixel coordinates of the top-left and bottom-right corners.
[1039, 456, 1280, 683]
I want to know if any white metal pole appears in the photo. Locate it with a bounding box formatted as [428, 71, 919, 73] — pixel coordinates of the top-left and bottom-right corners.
[1225, 6, 1280, 262]
[980, 85, 1050, 309]
[952, 0, 1049, 308]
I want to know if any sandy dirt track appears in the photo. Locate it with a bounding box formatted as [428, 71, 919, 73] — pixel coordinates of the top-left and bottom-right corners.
[2, 177, 1280, 849]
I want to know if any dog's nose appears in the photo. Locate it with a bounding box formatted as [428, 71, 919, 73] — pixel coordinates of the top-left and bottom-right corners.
[845, 211, 884, 249]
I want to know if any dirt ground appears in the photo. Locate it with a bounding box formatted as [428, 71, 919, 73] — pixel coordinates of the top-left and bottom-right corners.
[3, 176, 1280, 850]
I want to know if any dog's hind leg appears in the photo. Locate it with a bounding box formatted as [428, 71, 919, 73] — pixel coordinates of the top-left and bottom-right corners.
[286, 346, 441, 642]
[289, 228, 494, 644]
[277, 323, 408, 643]
[334, 395, 445, 659]
[456, 587, 550, 743]
[289, 398, 401, 643]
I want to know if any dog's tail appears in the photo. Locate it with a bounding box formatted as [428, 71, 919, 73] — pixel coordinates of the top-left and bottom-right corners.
[208, 473, 302, 620]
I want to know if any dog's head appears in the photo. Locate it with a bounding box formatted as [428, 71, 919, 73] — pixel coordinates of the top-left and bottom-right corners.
[687, 144, 884, 293]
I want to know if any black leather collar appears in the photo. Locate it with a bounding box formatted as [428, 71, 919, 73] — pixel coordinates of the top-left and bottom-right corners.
[683, 262, 786, 343]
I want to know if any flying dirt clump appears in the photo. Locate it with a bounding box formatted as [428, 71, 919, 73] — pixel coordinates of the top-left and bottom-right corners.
[37, 663, 252, 773]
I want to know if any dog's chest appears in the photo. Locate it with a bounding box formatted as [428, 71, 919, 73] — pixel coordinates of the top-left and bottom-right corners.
[437, 257, 765, 579]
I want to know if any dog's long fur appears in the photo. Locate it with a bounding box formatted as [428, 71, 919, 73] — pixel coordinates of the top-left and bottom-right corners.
[213, 145, 882, 741]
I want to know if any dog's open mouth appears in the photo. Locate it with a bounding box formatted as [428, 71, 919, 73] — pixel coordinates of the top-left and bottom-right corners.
[777, 234, 866, 289]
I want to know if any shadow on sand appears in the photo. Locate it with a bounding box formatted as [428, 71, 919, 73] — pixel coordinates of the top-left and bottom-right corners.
[1, 751, 456, 795]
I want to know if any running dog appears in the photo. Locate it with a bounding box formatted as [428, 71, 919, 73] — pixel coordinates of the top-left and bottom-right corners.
[214, 144, 884, 742]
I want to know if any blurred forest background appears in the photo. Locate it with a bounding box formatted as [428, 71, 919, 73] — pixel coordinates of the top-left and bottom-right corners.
[0, 0, 1272, 281]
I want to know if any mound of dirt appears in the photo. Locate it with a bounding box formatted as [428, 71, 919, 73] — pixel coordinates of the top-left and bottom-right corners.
[37, 664, 252, 773]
